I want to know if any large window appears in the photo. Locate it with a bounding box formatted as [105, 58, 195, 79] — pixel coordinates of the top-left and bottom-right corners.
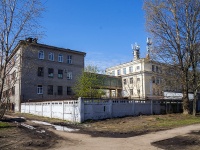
[38, 50, 44, 59]
[117, 69, 121, 75]
[67, 72, 72, 80]
[123, 79, 126, 85]
[58, 69, 63, 79]
[38, 67, 44, 77]
[48, 68, 54, 78]
[130, 89, 133, 95]
[48, 52, 54, 61]
[37, 85, 43, 94]
[47, 85, 53, 95]
[129, 66, 133, 73]
[123, 68, 126, 75]
[152, 65, 155, 72]
[67, 86, 72, 95]
[57, 86, 63, 95]
[67, 55, 72, 64]
[58, 54, 63, 62]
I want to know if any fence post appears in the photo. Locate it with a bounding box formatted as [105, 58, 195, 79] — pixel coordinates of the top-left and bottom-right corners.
[63, 101, 64, 120]
[50, 101, 52, 118]
[151, 100, 153, 115]
[132, 100, 135, 115]
[78, 97, 84, 123]
[109, 100, 112, 118]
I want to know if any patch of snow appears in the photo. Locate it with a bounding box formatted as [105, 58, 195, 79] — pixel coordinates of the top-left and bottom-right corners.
[53, 125, 79, 132]
[32, 120, 52, 126]
[21, 123, 35, 130]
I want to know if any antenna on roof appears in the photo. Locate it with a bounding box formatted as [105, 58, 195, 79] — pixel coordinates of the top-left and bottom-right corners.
[146, 37, 152, 59]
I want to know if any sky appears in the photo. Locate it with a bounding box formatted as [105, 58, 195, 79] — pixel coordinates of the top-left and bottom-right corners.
[40, 0, 148, 71]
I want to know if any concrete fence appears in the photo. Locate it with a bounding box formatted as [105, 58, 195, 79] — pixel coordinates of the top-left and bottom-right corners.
[21, 98, 182, 123]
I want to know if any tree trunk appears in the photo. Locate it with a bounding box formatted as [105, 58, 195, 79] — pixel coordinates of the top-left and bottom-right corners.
[182, 88, 190, 114]
[193, 89, 197, 116]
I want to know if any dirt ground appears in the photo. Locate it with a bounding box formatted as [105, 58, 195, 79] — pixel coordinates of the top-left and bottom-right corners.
[1, 113, 200, 150]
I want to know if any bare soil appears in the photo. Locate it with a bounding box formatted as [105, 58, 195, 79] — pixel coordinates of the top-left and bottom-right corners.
[1, 113, 200, 150]
[152, 130, 200, 150]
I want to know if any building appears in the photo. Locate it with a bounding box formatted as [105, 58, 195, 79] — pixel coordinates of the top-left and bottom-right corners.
[105, 39, 178, 100]
[3, 38, 86, 111]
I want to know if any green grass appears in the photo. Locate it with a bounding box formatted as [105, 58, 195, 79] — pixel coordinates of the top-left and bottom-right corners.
[0, 122, 10, 128]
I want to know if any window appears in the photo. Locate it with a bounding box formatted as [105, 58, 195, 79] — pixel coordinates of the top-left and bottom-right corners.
[47, 85, 53, 95]
[38, 50, 44, 59]
[38, 67, 44, 77]
[67, 72, 72, 80]
[123, 68, 126, 74]
[57, 86, 63, 95]
[152, 65, 155, 72]
[48, 68, 54, 78]
[130, 77, 133, 84]
[67, 55, 72, 64]
[48, 52, 54, 61]
[136, 66, 140, 70]
[123, 79, 126, 85]
[156, 66, 159, 73]
[111, 71, 115, 76]
[58, 69, 63, 79]
[117, 69, 121, 75]
[67, 86, 72, 95]
[58, 54, 63, 62]
[130, 89, 133, 95]
[37, 85, 43, 94]
[129, 66, 133, 73]
[156, 78, 160, 84]
[137, 78, 140, 82]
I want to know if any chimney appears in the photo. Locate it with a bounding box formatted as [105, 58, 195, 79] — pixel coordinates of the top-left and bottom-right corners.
[131, 43, 140, 60]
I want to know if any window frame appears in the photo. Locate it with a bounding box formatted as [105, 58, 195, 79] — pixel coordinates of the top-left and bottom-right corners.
[38, 50, 44, 59]
[67, 55, 72, 64]
[67, 72, 72, 80]
[37, 67, 44, 77]
[58, 69, 63, 79]
[37, 85, 43, 94]
[57, 86, 63, 95]
[67, 86, 72, 95]
[58, 54, 63, 62]
[47, 85, 53, 95]
[48, 68, 54, 78]
[48, 52, 54, 61]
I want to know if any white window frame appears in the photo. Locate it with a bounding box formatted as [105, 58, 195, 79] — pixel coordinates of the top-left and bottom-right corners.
[123, 68, 126, 75]
[48, 52, 54, 61]
[67, 55, 72, 64]
[37, 85, 43, 94]
[117, 69, 121, 75]
[58, 54, 63, 62]
[67, 72, 72, 80]
[38, 50, 44, 59]
[129, 66, 133, 73]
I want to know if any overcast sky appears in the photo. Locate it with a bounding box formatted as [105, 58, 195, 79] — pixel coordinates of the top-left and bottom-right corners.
[40, 0, 148, 71]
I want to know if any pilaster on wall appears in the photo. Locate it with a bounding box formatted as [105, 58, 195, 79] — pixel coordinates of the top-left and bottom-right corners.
[78, 97, 84, 123]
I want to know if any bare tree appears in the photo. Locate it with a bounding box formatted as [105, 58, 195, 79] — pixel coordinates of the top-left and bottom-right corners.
[0, 0, 44, 118]
[144, 0, 200, 114]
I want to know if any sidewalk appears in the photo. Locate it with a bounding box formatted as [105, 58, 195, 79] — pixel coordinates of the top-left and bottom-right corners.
[50, 124, 200, 150]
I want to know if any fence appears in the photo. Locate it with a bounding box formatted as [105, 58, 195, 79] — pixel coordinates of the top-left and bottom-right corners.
[21, 100, 80, 122]
[21, 98, 183, 123]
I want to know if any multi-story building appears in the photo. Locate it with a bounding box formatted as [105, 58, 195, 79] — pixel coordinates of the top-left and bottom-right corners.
[105, 41, 166, 100]
[3, 38, 86, 111]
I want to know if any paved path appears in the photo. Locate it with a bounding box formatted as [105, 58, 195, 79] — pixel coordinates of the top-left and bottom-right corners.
[50, 124, 200, 150]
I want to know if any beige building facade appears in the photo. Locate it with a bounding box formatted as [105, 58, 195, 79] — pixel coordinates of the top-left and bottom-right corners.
[4, 38, 86, 111]
[105, 43, 163, 100]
